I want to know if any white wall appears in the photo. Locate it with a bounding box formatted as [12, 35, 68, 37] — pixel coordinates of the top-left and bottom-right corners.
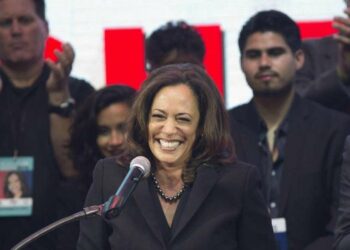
[46, 0, 345, 109]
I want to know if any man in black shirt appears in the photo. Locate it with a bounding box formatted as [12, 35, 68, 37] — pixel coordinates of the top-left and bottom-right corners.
[229, 10, 350, 250]
[0, 0, 94, 249]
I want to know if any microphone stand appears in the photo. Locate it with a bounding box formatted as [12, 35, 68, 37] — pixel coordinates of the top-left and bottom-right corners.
[11, 205, 102, 250]
[11, 156, 150, 250]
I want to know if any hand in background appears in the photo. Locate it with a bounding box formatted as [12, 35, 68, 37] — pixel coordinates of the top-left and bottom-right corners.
[333, 7, 350, 82]
[46, 43, 75, 105]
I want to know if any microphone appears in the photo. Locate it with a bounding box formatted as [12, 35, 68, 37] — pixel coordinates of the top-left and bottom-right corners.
[103, 156, 151, 219]
[10, 157, 150, 249]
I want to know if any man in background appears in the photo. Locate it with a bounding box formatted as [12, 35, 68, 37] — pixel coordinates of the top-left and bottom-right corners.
[229, 10, 350, 250]
[145, 20, 205, 71]
[0, 0, 94, 249]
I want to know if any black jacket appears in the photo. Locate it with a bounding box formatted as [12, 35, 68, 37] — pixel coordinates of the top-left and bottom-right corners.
[229, 95, 350, 250]
[78, 158, 276, 250]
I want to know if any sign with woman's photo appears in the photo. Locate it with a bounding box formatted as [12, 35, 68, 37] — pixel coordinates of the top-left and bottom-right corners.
[0, 157, 34, 217]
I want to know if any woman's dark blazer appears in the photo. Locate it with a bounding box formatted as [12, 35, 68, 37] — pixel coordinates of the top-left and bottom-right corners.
[77, 157, 277, 250]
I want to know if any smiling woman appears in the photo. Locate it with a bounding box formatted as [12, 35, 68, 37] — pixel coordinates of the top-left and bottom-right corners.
[78, 63, 277, 250]
[69, 85, 136, 190]
[147, 84, 200, 173]
[130, 64, 235, 183]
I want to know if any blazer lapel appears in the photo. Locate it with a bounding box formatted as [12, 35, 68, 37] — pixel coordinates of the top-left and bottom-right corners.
[278, 96, 310, 214]
[170, 165, 219, 242]
[133, 179, 164, 246]
[233, 102, 270, 200]
[233, 101, 262, 165]
[235, 100, 261, 133]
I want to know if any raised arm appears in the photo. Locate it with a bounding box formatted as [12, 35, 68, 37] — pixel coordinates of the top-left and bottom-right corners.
[47, 43, 77, 178]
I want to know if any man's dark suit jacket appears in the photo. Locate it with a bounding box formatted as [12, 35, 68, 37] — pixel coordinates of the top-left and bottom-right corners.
[77, 158, 277, 250]
[335, 135, 350, 250]
[229, 95, 350, 250]
[296, 36, 350, 114]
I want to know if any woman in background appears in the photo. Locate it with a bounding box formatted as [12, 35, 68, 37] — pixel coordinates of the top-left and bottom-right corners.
[57, 85, 136, 249]
[69, 85, 136, 190]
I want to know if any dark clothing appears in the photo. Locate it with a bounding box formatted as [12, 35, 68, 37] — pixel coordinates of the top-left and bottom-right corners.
[228, 95, 350, 250]
[78, 158, 277, 250]
[258, 117, 288, 217]
[335, 135, 350, 249]
[149, 179, 190, 245]
[0, 64, 94, 250]
[296, 36, 350, 114]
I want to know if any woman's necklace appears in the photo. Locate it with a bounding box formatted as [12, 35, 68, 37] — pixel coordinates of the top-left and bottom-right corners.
[151, 173, 187, 203]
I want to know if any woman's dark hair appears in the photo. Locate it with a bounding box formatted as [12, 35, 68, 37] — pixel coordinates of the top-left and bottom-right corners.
[69, 85, 136, 188]
[4, 171, 30, 198]
[124, 63, 235, 183]
[238, 10, 301, 54]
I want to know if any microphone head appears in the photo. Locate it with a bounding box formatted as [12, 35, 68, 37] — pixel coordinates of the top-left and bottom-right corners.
[130, 156, 151, 177]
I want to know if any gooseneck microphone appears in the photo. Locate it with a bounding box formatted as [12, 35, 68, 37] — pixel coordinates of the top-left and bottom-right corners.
[11, 156, 151, 250]
[103, 156, 151, 219]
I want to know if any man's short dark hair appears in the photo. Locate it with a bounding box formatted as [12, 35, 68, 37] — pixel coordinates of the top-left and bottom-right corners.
[238, 10, 301, 54]
[146, 21, 205, 71]
[32, 0, 46, 21]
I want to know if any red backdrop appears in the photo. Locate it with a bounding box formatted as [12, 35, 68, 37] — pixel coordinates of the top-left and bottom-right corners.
[45, 20, 337, 94]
